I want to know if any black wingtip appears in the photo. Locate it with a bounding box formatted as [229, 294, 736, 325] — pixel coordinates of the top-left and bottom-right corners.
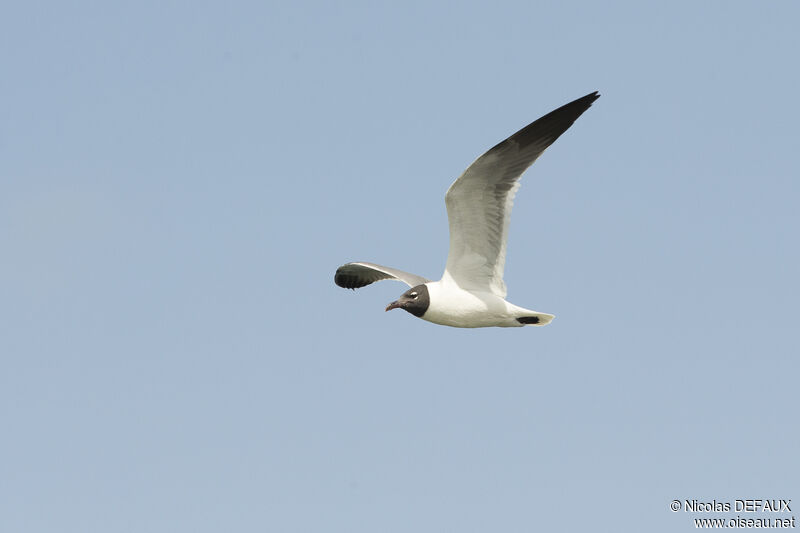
[501, 90, 600, 152]
[334, 265, 374, 289]
[559, 91, 601, 116]
[334, 268, 362, 289]
[563, 90, 601, 113]
[585, 90, 600, 103]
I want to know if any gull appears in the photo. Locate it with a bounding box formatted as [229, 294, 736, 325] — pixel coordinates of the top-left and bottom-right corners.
[334, 91, 599, 328]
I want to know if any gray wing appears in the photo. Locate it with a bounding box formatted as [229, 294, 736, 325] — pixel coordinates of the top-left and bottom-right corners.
[334, 262, 430, 289]
[444, 91, 600, 297]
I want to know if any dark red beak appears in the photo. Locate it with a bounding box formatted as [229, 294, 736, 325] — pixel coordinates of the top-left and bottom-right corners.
[385, 301, 401, 312]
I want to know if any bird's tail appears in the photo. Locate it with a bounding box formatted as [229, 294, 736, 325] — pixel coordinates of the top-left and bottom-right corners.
[516, 313, 555, 326]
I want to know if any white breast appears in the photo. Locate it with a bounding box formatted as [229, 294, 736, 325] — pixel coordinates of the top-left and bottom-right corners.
[421, 278, 526, 328]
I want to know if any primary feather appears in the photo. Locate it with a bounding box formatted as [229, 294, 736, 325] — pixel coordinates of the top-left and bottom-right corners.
[444, 91, 600, 297]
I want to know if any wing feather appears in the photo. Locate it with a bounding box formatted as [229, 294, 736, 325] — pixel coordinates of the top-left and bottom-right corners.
[334, 262, 430, 289]
[443, 91, 600, 296]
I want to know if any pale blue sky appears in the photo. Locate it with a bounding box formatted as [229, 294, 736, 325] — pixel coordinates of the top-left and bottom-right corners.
[1, 1, 798, 532]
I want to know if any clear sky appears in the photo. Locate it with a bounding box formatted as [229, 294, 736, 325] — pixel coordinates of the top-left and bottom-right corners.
[2, 1, 798, 532]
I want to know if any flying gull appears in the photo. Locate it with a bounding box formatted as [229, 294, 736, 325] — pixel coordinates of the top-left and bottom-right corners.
[334, 91, 600, 328]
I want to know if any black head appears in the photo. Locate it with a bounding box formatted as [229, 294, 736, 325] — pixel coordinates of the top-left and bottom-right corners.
[385, 284, 430, 318]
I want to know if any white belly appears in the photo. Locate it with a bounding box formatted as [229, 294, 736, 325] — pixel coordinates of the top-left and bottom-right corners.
[421, 281, 548, 328]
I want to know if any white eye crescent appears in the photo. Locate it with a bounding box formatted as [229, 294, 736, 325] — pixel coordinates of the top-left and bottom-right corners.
[410, 292, 418, 298]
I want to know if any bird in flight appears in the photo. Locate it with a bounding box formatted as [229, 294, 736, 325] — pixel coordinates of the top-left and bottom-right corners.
[334, 91, 600, 328]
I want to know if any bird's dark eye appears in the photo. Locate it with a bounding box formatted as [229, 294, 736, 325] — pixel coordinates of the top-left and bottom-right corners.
[409, 292, 418, 298]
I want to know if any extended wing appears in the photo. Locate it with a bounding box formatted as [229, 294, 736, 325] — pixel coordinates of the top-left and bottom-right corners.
[443, 91, 599, 296]
[334, 262, 430, 289]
